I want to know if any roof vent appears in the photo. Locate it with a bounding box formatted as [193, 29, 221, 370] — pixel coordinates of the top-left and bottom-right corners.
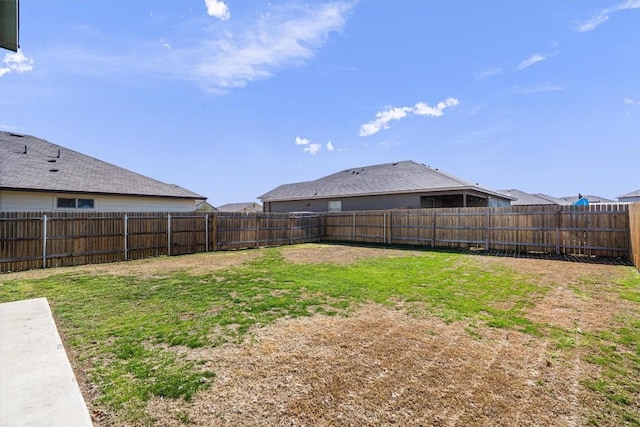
[23, 145, 27, 154]
[48, 159, 56, 163]
[10, 133, 24, 138]
[49, 169, 59, 173]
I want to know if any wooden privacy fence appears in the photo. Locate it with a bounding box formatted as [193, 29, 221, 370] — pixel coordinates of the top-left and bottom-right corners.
[323, 204, 631, 259]
[0, 204, 635, 273]
[0, 211, 320, 273]
[629, 202, 640, 270]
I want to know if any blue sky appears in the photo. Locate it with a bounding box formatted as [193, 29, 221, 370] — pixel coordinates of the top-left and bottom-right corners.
[1, 0, 639, 205]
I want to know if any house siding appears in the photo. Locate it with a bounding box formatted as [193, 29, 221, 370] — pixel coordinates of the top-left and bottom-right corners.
[265, 193, 417, 213]
[0, 191, 196, 212]
[620, 196, 640, 203]
[265, 191, 512, 213]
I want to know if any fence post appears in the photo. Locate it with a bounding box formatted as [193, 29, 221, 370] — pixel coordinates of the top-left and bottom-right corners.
[42, 214, 47, 269]
[255, 213, 260, 248]
[485, 208, 490, 251]
[289, 215, 294, 245]
[352, 212, 356, 242]
[167, 214, 172, 256]
[555, 207, 561, 255]
[383, 212, 387, 244]
[212, 211, 218, 251]
[431, 210, 436, 247]
[124, 214, 128, 261]
[205, 214, 209, 252]
[388, 211, 393, 245]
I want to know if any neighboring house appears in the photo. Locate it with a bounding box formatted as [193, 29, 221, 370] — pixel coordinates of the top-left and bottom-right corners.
[617, 190, 640, 203]
[195, 200, 217, 212]
[216, 202, 262, 213]
[0, 131, 206, 212]
[259, 160, 514, 213]
[499, 189, 570, 206]
[559, 194, 617, 204]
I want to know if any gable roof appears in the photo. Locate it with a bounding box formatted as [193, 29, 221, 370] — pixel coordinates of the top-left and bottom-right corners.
[532, 193, 572, 205]
[0, 131, 204, 199]
[259, 160, 513, 202]
[216, 202, 262, 212]
[618, 189, 640, 199]
[559, 194, 616, 204]
[499, 189, 570, 205]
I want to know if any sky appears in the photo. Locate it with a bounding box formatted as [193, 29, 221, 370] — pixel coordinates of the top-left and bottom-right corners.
[1, 0, 639, 206]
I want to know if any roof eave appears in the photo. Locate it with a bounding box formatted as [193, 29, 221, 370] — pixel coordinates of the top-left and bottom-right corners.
[261, 186, 516, 202]
[0, 186, 206, 200]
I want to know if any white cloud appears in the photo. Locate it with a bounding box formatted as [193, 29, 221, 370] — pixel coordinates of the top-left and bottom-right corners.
[517, 54, 546, 71]
[358, 106, 411, 137]
[359, 97, 459, 137]
[0, 50, 34, 78]
[34, 2, 354, 94]
[575, 0, 640, 32]
[624, 98, 640, 105]
[204, 0, 230, 21]
[511, 83, 566, 94]
[194, 2, 353, 92]
[295, 136, 311, 145]
[295, 136, 322, 155]
[414, 97, 459, 117]
[304, 143, 321, 155]
[326, 141, 334, 151]
[475, 66, 503, 80]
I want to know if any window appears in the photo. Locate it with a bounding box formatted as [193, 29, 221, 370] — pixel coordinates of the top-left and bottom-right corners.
[57, 197, 95, 209]
[77, 199, 95, 209]
[57, 198, 76, 208]
[328, 201, 342, 212]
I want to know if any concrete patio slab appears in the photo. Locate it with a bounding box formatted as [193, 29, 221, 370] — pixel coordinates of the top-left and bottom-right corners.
[0, 298, 93, 427]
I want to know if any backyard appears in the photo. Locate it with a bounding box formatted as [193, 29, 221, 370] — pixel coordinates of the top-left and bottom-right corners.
[0, 244, 638, 426]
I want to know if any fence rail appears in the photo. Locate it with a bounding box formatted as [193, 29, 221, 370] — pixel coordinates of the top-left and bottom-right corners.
[0, 211, 319, 272]
[0, 204, 636, 273]
[323, 205, 630, 259]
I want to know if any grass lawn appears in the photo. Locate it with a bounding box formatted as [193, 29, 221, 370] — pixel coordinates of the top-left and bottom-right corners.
[0, 244, 638, 426]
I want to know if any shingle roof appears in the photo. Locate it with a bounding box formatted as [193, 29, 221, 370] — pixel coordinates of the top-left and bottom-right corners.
[216, 202, 262, 212]
[498, 189, 570, 205]
[618, 189, 640, 199]
[259, 160, 513, 202]
[0, 131, 204, 199]
[559, 194, 616, 204]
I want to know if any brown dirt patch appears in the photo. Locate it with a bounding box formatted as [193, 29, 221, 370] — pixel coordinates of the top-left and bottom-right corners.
[478, 257, 638, 331]
[144, 305, 597, 426]
[281, 244, 428, 265]
[2, 249, 263, 280]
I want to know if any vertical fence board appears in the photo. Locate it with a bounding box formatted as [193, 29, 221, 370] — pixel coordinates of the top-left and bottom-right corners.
[627, 202, 640, 270]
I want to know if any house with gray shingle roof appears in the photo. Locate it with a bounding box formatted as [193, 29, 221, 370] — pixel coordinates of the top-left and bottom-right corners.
[498, 189, 570, 206]
[258, 160, 514, 212]
[617, 190, 640, 203]
[559, 194, 617, 204]
[216, 202, 262, 213]
[0, 131, 206, 212]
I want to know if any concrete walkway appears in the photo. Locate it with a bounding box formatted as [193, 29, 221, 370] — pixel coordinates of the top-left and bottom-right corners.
[0, 298, 93, 427]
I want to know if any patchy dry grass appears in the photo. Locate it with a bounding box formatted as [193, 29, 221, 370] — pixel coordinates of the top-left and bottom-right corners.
[1, 244, 638, 426]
